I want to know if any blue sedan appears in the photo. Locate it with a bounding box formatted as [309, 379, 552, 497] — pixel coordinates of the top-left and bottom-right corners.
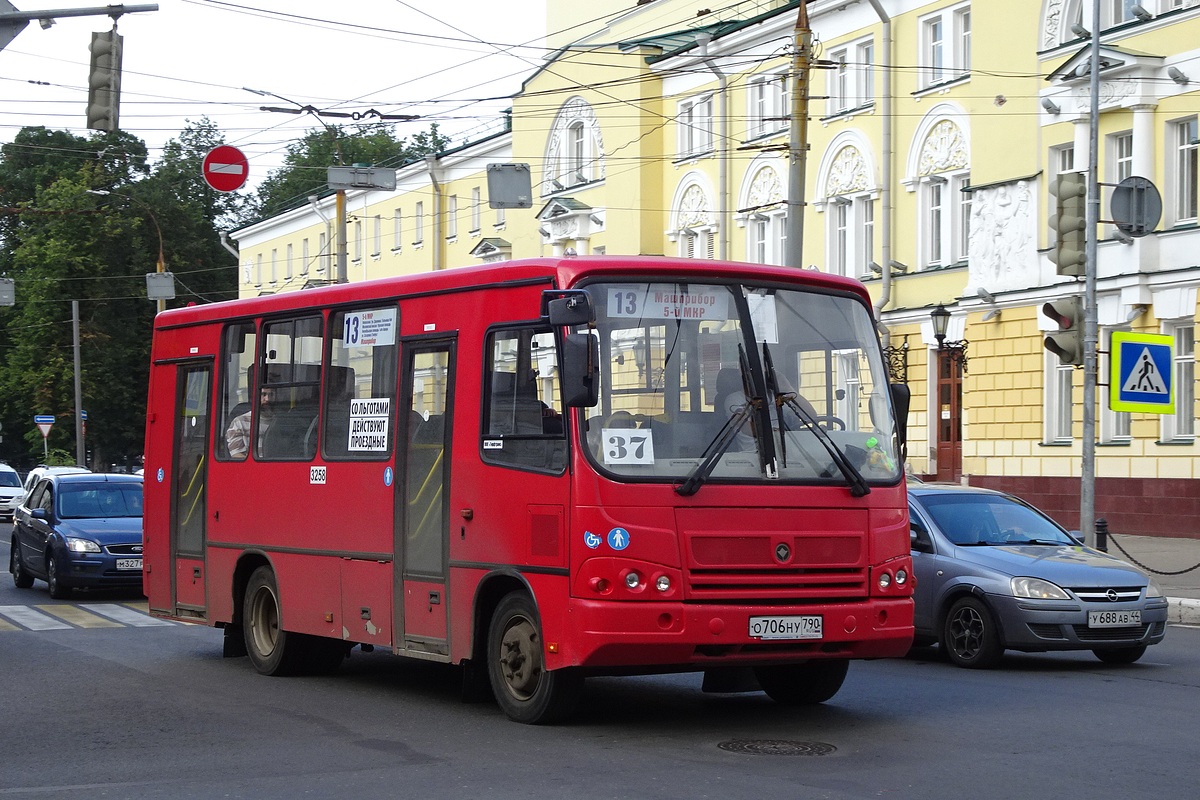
[10, 473, 144, 599]
[909, 483, 1168, 668]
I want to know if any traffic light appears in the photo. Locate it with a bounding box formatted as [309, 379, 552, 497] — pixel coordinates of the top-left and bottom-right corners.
[1049, 172, 1087, 277]
[1042, 296, 1084, 366]
[86, 30, 123, 132]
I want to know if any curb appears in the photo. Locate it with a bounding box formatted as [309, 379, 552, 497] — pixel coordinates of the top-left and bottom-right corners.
[1168, 597, 1200, 626]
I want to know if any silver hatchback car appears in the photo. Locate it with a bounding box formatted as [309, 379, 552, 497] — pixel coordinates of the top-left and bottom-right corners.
[909, 483, 1168, 668]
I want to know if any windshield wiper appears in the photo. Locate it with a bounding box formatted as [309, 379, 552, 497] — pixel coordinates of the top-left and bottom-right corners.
[762, 344, 870, 498]
[676, 347, 756, 497]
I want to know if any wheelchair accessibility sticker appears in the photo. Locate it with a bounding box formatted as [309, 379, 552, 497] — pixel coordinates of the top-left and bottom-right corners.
[583, 528, 632, 550]
[584, 531, 602, 549]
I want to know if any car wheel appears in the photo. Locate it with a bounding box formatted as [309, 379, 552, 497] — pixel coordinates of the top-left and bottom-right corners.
[487, 592, 582, 724]
[46, 551, 70, 599]
[242, 566, 305, 676]
[754, 659, 849, 705]
[10, 538, 34, 589]
[1093, 645, 1147, 665]
[941, 596, 1003, 669]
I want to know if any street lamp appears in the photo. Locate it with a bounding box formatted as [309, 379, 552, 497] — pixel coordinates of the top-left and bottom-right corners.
[931, 303, 969, 372]
[87, 189, 168, 314]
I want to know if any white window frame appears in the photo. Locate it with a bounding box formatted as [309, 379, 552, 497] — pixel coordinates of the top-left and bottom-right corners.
[413, 201, 424, 246]
[1100, 326, 1132, 444]
[677, 94, 714, 159]
[285, 243, 293, 280]
[747, 71, 787, 139]
[826, 38, 874, 116]
[921, 173, 970, 268]
[372, 215, 381, 257]
[919, 2, 971, 90]
[392, 208, 402, 253]
[746, 211, 786, 265]
[825, 195, 875, 277]
[1171, 117, 1198, 225]
[352, 220, 362, 262]
[301, 238, 310, 276]
[471, 187, 482, 234]
[1111, 131, 1134, 183]
[270, 248, 277, 285]
[318, 232, 328, 273]
[1161, 321, 1195, 441]
[447, 195, 458, 240]
[1045, 355, 1076, 443]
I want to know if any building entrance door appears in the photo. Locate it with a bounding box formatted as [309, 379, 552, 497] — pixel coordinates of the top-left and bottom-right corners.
[935, 349, 964, 481]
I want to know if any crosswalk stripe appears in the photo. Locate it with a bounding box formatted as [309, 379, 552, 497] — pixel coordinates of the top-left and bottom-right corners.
[0, 605, 73, 630]
[37, 604, 122, 628]
[79, 603, 175, 626]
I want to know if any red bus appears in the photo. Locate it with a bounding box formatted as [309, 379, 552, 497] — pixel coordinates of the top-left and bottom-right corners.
[143, 256, 913, 723]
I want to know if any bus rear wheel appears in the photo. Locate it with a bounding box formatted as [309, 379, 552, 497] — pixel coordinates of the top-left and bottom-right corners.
[243, 566, 305, 676]
[486, 592, 582, 724]
[754, 659, 849, 705]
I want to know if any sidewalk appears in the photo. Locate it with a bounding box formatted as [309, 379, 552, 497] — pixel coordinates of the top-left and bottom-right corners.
[1101, 533, 1200, 625]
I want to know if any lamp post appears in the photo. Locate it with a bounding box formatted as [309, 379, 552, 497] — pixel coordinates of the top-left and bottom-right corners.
[931, 303, 968, 372]
[87, 189, 166, 314]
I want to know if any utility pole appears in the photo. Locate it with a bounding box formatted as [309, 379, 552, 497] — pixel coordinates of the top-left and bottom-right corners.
[784, 0, 813, 269]
[1080, 0, 1101, 547]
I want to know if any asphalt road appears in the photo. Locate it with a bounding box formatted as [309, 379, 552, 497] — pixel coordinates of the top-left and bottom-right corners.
[3, 548, 1198, 799]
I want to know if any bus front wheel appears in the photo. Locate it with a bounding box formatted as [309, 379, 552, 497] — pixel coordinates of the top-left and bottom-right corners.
[243, 566, 304, 676]
[486, 592, 582, 724]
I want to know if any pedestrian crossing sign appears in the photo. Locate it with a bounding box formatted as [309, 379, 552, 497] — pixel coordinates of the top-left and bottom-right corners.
[1110, 331, 1174, 414]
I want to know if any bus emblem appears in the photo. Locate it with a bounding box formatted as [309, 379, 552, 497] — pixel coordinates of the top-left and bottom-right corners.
[775, 543, 791, 563]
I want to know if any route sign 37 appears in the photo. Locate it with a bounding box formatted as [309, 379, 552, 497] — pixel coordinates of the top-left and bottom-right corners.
[1110, 331, 1174, 414]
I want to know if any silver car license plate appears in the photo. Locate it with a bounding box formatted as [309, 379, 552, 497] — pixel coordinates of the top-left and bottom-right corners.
[1088, 609, 1140, 628]
[748, 615, 823, 640]
[116, 558, 142, 571]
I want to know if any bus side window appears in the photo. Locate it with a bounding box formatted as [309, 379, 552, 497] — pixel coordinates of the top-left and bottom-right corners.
[482, 326, 566, 472]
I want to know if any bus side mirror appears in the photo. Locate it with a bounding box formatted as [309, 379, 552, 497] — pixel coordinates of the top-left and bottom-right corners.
[561, 332, 599, 407]
[890, 383, 910, 448]
[544, 290, 594, 327]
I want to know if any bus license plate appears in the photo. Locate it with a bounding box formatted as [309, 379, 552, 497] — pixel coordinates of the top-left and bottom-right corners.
[116, 558, 142, 571]
[748, 615, 823, 640]
[1088, 610, 1140, 628]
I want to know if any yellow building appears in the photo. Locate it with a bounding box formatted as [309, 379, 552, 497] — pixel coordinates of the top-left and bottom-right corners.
[232, 0, 1200, 537]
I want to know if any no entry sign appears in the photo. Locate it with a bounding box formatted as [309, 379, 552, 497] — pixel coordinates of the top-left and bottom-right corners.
[202, 145, 249, 192]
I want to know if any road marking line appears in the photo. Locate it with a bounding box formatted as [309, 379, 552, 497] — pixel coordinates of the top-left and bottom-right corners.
[0, 616, 18, 631]
[79, 603, 175, 626]
[0, 605, 72, 630]
[37, 604, 122, 628]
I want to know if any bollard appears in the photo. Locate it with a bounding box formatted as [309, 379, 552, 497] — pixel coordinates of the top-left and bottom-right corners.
[1095, 518, 1108, 552]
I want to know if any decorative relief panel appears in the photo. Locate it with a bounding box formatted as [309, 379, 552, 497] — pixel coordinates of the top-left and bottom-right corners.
[825, 146, 869, 196]
[967, 180, 1039, 292]
[918, 120, 968, 176]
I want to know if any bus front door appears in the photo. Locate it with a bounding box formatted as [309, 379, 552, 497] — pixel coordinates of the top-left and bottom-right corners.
[396, 343, 454, 657]
[169, 362, 211, 618]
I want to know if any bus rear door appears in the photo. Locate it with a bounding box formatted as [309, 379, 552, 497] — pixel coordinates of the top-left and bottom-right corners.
[168, 361, 211, 618]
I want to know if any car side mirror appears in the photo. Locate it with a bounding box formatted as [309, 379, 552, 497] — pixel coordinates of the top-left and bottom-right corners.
[30, 508, 48, 521]
[910, 524, 933, 553]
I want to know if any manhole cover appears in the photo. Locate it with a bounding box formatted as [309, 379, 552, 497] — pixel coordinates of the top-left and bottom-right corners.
[717, 739, 836, 756]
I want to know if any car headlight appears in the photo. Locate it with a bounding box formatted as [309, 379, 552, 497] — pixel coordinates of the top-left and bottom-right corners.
[66, 537, 101, 554]
[1011, 577, 1070, 600]
[1145, 578, 1164, 599]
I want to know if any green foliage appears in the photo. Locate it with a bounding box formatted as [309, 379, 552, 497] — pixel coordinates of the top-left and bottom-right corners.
[0, 120, 240, 470]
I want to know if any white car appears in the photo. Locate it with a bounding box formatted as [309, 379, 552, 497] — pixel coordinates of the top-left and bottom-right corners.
[0, 463, 23, 520]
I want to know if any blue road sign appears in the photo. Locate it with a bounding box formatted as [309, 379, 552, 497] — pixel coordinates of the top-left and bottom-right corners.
[33, 415, 54, 424]
[1110, 331, 1174, 414]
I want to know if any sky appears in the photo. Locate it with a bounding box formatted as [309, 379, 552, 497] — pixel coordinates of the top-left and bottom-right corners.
[0, 0, 549, 189]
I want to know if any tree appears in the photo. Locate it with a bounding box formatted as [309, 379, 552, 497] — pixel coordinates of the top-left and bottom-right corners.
[249, 122, 449, 221]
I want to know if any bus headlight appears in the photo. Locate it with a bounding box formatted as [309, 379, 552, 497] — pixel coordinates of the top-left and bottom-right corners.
[655, 575, 671, 592]
[625, 571, 641, 589]
[878, 571, 892, 590]
[895, 568, 908, 586]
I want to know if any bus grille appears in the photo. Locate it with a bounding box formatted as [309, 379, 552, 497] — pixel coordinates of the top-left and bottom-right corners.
[686, 567, 868, 601]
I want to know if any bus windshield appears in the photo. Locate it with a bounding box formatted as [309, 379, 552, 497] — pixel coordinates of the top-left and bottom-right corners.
[581, 280, 902, 487]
